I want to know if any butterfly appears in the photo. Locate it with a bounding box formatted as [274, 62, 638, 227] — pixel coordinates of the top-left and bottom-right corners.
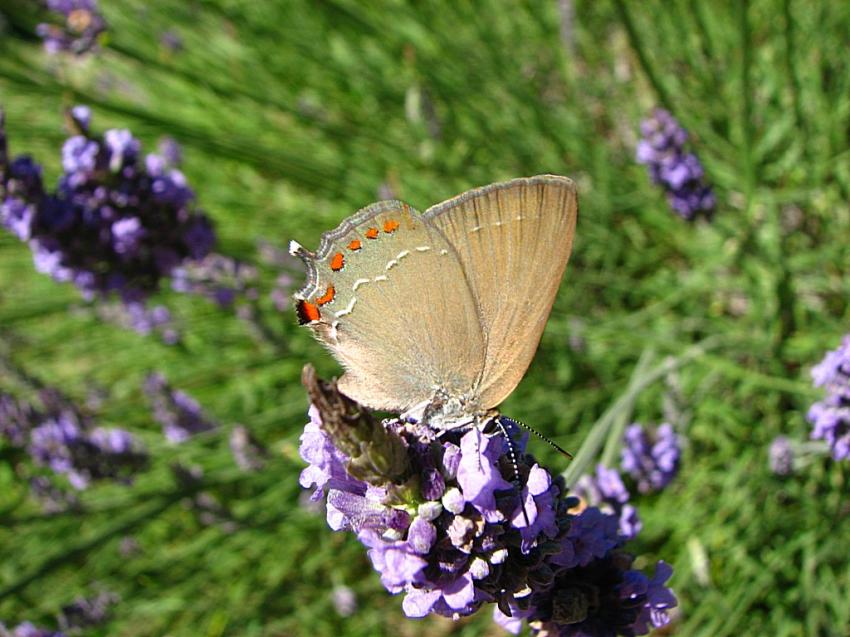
[290, 175, 577, 432]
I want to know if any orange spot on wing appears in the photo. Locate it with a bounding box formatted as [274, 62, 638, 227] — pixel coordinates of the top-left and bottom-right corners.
[330, 252, 345, 271]
[365, 227, 379, 239]
[296, 300, 320, 324]
[316, 285, 336, 306]
[347, 239, 362, 251]
[383, 219, 400, 233]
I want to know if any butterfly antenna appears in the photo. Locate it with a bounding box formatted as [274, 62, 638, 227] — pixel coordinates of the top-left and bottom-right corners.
[512, 417, 573, 459]
[494, 417, 531, 528]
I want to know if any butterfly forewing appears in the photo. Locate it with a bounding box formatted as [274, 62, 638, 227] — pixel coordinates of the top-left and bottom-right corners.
[292, 201, 486, 412]
[423, 175, 577, 409]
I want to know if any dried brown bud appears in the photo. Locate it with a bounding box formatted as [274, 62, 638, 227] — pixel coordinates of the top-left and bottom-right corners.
[301, 364, 410, 486]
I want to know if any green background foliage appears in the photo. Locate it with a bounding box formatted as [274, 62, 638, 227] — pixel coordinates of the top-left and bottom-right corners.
[0, 1, 848, 635]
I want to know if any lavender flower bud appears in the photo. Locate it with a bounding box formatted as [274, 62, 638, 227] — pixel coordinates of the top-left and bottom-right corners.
[769, 436, 795, 476]
[2, 391, 146, 489]
[331, 585, 357, 617]
[229, 425, 268, 471]
[301, 364, 410, 487]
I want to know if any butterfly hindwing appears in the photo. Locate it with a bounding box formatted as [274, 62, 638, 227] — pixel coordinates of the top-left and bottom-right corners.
[423, 175, 577, 409]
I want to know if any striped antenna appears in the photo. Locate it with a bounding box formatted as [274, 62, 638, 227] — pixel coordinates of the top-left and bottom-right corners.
[509, 417, 573, 459]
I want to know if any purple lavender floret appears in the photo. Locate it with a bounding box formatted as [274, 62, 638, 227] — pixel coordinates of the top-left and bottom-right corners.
[807, 336, 850, 460]
[36, 0, 106, 56]
[573, 464, 642, 541]
[298, 388, 677, 635]
[143, 373, 217, 443]
[0, 108, 215, 306]
[621, 423, 681, 494]
[636, 109, 715, 221]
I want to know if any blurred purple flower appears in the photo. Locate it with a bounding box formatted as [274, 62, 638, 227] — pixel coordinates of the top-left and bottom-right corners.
[257, 240, 301, 312]
[36, 0, 106, 56]
[95, 301, 179, 344]
[636, 109, 715, 221]
[0, 622, 66, 637]
[158, 137, 183, 166]
[331, 585, 357, 617]
[621, 423, 681, 493]
[70, 105, 92, 132]
[159, 30, 184, 54]
[1, 392, 146, 490]
[807, 336, 850, 461]
[144, 373, 217, 443]
[0, 108, 215, 307]
[29, 476, 82, 514]
[768, 436, 795, 476]
[171, 254, 257, 308]
[58, 592, 118, 632]
[229, 424, 267, 471]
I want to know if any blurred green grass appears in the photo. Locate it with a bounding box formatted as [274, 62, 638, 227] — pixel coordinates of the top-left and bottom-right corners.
[0, 0, 849, 635]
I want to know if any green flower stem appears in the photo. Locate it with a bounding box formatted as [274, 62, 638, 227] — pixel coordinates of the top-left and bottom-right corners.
[599, 349, 655, 469]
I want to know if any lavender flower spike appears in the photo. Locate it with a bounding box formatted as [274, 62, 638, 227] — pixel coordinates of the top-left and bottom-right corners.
[0, 109, 215, 307]
[807, 335, 850, 461]
[637, 109, 715, 220]
[621, 422, 681, 493]
[298, 367, 677, 634]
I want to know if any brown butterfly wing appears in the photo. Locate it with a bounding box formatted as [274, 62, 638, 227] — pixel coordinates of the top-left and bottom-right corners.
[423, 175, 577, 409]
